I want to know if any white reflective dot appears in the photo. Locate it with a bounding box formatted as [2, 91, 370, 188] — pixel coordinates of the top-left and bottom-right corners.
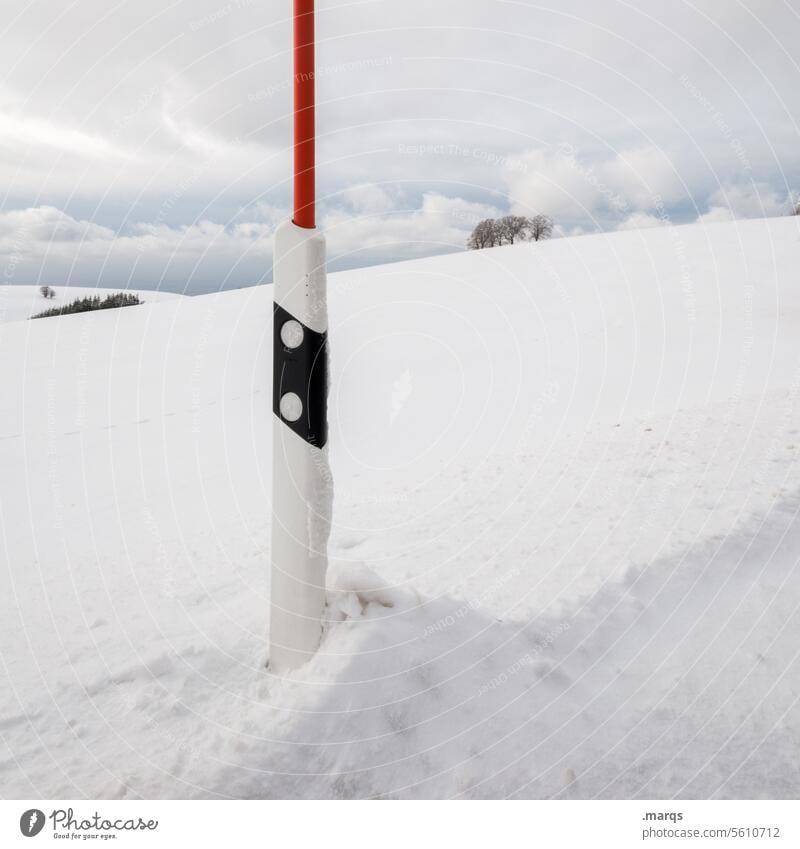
[279, 392, 303, 422]
[280, 319, 304, 349]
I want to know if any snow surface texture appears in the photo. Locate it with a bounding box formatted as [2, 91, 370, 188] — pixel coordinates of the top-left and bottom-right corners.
[1, 217, 799, 798]
[0, 285, 182, 325]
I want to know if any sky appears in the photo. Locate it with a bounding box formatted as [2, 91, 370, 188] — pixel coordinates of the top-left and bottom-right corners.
[0, 0, 797, 293]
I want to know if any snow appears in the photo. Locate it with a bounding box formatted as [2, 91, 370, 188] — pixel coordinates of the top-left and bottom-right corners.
[1, 216, 799, 798]
[0, 285, 182, 325]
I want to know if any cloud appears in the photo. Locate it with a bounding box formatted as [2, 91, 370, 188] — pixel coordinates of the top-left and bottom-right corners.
[703, 182, 792, 220]
[616, 212, 667, 232]
[600, 148, 684, 209]
[695, 181, 792, 225]
[504, 147, 604, 219]
[0, 113, 125, 159]
[504, 145, 685, 230]
[339, 184, 396, 215]
[0, 193, 501, 291]
[323, 192, 503, 266]
[0, 207, 115, 245]
[0, 0, 796, 284]
[696, 206, 735, 226]
[0, 207, 276, 293]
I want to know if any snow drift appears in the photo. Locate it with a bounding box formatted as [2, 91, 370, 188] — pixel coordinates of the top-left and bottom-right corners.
[1, 217, 799, 798]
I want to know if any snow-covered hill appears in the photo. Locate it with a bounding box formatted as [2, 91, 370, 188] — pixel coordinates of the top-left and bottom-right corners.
[1, 217, 799, 799]
[0, 285, 182, 324]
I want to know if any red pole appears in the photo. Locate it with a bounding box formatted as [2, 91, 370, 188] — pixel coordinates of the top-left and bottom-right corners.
[293, 0, 315, 229]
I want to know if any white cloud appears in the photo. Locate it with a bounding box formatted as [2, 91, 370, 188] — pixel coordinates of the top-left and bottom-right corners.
[504, 147, 603, 219]
[696, 206, 735, 226]
[323, 192, 502, 264]
[0, 207, 276, 292]
[505, 145, 686, 228]
[0, 206, 115, 245]
[703, 182, 791, 220]
[0, 0, 796, 284]
[616, 212, 667, 232]
[600, 148, 684, 209]
[340, 184, 396, 215]
[0, 113, 124, 159]
[0, 194, 502, 291]
[695, 182, 792, 226]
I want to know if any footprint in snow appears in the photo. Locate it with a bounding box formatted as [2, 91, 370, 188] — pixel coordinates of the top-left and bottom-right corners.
[83, 652, 175, 697]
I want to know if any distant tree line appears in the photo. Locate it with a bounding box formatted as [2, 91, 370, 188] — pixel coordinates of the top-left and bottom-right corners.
[30, 292, 142, 320]
[39, 285, 56, 299]
[467, 214, 553, 250]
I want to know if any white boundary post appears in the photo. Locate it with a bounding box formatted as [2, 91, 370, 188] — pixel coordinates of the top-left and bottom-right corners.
[269, 0, 331, 672]
[269, 222, 332, 671]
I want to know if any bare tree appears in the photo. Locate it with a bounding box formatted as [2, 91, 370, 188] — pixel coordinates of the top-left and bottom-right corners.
[526, 214, 554, 242]
[468, 213, 555, 250]
[467, 218, 500, 250]
[483, 218, 501, 247]
[497, 215, 529, 245]
[39, 285, 55, 299]
[466, 222, 483, 250]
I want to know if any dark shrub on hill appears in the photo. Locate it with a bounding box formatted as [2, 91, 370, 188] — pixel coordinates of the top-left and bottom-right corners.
[30, 292, 143, 320]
